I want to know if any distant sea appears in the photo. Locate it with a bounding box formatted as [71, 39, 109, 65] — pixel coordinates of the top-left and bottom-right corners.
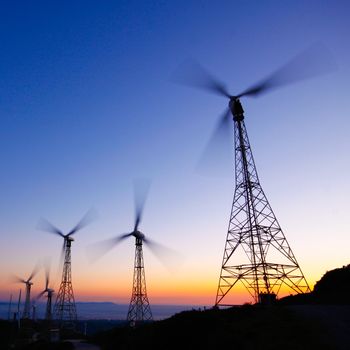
[0, 301, 208, 321]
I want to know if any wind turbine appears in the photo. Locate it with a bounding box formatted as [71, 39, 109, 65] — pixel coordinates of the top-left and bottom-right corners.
[13, 265, 39, 319]
[36, 262, 54, 322]
[38, 209, 96, 326]
[173, 43, 336, 305]
[89, 181, 171, 325]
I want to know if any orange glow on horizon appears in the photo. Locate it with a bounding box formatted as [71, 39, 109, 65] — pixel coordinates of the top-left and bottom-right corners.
[73, 278, 256, 305]
[0, 270, 319, 305]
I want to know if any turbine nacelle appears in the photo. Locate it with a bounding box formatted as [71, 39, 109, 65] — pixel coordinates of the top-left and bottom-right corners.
[63, 235, 75, 249]
[132, 230, 145, 241]
[66, 235, 75, 242]
[229, 97, 244, 121]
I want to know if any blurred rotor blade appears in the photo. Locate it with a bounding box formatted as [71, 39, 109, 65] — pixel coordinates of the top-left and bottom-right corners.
[143, 237, 183, 271]
[11, 275, 26, 284]
[36, 290, 46, 300]
[237, 42, 337, 98]
[171, 59, 231, 98]
[58, 240, 66, 271]
[86, 233, 133, 262]
[28, 263, 40, 282]
[195, 107, 233, 176]
[134, 179, 151, 231]
[44, 264, 50, 290]
[68, 207, 98, 236]
[37, 218, 64, 237]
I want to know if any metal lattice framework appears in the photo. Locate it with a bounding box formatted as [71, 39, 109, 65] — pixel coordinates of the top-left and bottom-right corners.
[215, 102, 310, 305]
[15, 267, 38, 320]
[38, 209, 94, 327]
[127, 236, 153, 324]
[45, 290, 53, 321]
[22, 282, 33, 319]
[54, 237, 77, 326]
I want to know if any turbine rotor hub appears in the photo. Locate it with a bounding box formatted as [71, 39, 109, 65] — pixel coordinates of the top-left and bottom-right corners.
[134, 230, 145, 240]
[229, 97, 244, 121]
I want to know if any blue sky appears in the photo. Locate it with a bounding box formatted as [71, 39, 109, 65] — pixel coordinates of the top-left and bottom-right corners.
[1, 0, 350, 305]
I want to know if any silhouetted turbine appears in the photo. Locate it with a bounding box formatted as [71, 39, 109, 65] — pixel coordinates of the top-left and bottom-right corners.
[37, 208, 96, 326]
[88, 180, 175, 324]
[171, 43, 336, 304]
[13, 264, 40, 319]
[36, 262, 54, 321]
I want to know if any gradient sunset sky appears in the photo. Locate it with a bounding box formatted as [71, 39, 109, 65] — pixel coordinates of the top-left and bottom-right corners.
[1, 0, 350, 306]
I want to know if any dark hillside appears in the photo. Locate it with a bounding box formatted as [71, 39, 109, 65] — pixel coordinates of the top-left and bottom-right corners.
[279, 264, 350, 305]
[91, 264, 350, 350]
[90, 305, 334, 350]
[4, 265, 350, 349]
[313, 265, 350, 303]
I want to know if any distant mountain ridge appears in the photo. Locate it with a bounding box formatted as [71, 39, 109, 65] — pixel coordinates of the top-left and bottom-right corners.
[0, 301, 203, 321]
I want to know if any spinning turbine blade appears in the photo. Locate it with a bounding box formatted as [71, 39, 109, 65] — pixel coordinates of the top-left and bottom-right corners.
[28, 263, 40, 282]
[196, 107, 232, 175]
[86, 233, 133, 262]
[134, 179, 151, 231]
[37, 218, 64, 237]
[237, 42, 337, 98]
[36, 290, 46, 300]
[11, 275, 26, 284]
[171, 59, 231, 98]
[58, 240, 66, 270]
[44, 263, 50, 290]
[68, 207, 98, 236]
[143, 236, 182, 270]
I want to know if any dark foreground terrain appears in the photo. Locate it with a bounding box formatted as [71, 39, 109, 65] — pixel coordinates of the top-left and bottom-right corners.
[89, 304, 350, 350]
[2, 304, 350, 350]
[88, 265, 350, 350]
[2, 265, 350, 350]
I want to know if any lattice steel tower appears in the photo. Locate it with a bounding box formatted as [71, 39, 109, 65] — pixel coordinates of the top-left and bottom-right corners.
[38, 210, 94, 327]
[127, 233, 153, 324]
[45, 289, 54, 321]
[175, 47, 333, 305]
[87, 181, 159, 325]
[54, 236, 77, 326]
[14, 265, 38, 319]
[37, 262, 55, 322]
[215, 99, 310, 305]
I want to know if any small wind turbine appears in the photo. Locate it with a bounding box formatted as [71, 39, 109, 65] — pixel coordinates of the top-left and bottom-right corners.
[89, 180, 174, 325]
[37, 208, 96, 325]
[13, 265, 39, 319]
[36, 262, 54, 322]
